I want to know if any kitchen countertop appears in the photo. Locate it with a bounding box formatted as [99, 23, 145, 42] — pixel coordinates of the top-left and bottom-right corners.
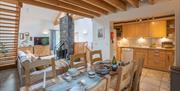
[119, 46, 175, 51]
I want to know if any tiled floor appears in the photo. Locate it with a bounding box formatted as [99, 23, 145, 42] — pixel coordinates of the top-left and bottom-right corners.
[140, 68, 170, 91]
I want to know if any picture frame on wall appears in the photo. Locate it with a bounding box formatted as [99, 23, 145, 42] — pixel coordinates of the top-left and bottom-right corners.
[98, 27, 105, 39]
[19, 33, 24, 40]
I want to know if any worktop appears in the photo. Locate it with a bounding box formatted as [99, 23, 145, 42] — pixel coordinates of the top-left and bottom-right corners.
[119, 46, 175, 51]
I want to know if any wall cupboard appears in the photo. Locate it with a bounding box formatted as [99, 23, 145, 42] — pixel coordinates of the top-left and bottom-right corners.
[135, 22, 150, 37]
[122, 23, 137, 38]
[149, 21, 167, 38]
[122, 20, 167, 38]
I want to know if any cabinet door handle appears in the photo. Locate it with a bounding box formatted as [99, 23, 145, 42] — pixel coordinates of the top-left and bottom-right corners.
[155, 51, 159, 53]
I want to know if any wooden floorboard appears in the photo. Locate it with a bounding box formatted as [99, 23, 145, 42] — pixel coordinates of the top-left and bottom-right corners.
[0, 68, 20, 91]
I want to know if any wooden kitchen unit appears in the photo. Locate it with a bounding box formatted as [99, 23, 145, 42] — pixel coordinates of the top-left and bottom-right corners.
[119, 47, 175, 72]
[122, 20, 167, 38]
[113, 15, 175, 72]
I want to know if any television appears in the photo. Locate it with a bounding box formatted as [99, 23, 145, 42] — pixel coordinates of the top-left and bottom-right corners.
[34, 37, 49, 45]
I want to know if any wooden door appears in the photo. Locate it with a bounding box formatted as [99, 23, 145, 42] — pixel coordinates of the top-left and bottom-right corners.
[136, 22, 150, 37]
[149, 21, 167, 38]
[122, 24, 137, 38]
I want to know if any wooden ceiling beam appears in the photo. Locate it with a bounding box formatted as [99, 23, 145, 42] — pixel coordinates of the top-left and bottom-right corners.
[34, 0, 100, 17]
[126, 0, 139, 8]
[59, 0, 108, 15]
[103, 0, 126, 11]
[1, 0, 19, 4]
[82, 0, 117, 12]
[19, 0, 94, 18]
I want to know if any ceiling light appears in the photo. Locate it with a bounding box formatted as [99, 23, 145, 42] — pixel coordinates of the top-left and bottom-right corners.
[139, 19, 142, 22]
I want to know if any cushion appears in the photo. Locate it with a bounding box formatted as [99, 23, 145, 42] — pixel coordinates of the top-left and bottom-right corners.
[18, 51, 37, 72]
[35, 65, 51, 70]
[26, 50, 38, 61]
[18, 51, 31, 63]
[33, 55, 54, 70]
[40, 55, 54, 60]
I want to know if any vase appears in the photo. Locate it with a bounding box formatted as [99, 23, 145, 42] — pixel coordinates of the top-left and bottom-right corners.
[112, 64, 118, 71]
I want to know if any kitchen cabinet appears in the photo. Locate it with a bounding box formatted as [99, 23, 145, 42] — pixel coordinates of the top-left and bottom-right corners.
[149, 20, 167, 38]
[122, 20, 167, 38]
[122, 23, 137, 38]
[148, 50, 166, 71]
[136, 22, 150, 37]
[34, 45, 51, 56]
[133, 49, 148, 67]
[116, 47, 121, 60]
[119, 47, 174, 71]
[165, 51, 174, 70]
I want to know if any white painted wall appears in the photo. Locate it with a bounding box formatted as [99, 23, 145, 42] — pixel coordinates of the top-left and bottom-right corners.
[92, 0, 177, 60]
[92, 18, 111, 60]
[74, 18, 93, 48]
[175, 0, 180, 66]
[19, 4, 58, 46]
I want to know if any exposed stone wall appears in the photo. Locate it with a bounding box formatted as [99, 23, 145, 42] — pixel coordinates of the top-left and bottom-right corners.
[60, 15, 74, 55]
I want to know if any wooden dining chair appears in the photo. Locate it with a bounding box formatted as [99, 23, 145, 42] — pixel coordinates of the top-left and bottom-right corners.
[109, 62, 135, 91]
[131, 57, 144, 91]
[24, 58, 56, 91]
[70, 53, 87, 70]
[90, 50, 103, 64]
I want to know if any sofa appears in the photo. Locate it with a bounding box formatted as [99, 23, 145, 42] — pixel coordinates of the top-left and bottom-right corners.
[17, 49, 55, 86]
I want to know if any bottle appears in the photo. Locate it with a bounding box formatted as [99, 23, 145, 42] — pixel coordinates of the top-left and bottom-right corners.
[112, 56, 117, 65]
[112, 56, 118, 71]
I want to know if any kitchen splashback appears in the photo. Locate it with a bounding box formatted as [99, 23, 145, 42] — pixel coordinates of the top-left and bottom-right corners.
[117, 37, 175, 47]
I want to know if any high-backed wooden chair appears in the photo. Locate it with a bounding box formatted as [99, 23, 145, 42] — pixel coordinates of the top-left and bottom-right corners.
[90, 50, 102, 64]
[24, 58, 56, 91]
[74, 42, 87, 54]
[70, 53, 87, 70]
[131, 58, 144, 91]
[109, 62, 135, 91]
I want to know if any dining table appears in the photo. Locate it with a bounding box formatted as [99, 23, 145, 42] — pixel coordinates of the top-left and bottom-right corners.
[45, 60, 125, 91]
[20, 60, 131, 91]
[45, 71, 104, 91]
